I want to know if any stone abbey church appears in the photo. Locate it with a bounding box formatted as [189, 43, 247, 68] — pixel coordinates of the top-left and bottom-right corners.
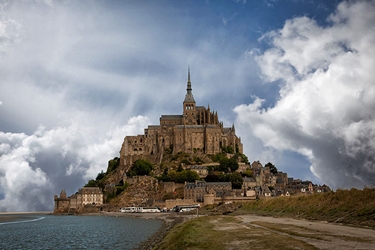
[120, 69, 243, 168]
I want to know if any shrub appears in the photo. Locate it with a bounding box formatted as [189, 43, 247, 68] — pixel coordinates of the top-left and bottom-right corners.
[127, 159, 153, 177]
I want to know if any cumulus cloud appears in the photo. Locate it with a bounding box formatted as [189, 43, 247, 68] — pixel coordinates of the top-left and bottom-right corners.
[235, 1, 375, 189]
[0, 116, 149, 212]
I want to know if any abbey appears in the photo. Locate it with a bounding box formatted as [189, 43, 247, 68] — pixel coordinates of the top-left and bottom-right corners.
[120, 69, 243, 168]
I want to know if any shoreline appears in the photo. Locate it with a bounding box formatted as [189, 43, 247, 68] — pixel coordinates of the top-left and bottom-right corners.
[0, 211, 51, 215]
[98, 211, 198, 249]
[0, 212, 51, 224]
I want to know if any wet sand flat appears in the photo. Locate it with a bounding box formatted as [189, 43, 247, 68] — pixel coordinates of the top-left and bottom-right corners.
[0, 212, 50, 223]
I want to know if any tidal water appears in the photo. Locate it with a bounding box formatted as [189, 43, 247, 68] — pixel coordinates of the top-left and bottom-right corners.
[0, 213, 162, 250]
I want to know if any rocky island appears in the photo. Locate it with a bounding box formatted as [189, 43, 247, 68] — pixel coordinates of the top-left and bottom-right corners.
[54, 69, 329, 214]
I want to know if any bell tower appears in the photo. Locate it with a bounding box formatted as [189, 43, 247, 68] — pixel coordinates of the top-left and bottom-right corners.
[183, 67, 197, 125]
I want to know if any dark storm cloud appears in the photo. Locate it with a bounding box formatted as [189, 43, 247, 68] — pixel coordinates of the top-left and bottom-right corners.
[0, 117, 149, 211]
[235, 1, 375, 189]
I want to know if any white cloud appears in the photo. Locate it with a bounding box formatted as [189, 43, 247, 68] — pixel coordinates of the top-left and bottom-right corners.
[235, 1, 375, 189]
[0, 116, 149, 212]
[0, 18, 22, 53]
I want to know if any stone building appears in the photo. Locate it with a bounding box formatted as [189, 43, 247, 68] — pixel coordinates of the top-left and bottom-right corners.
[120, 69, 243, 169]
[76, 187, 104, 206]
[184, 180, 232, 202]
[54, 187, 103, 213]
[53, 190, 70, 213]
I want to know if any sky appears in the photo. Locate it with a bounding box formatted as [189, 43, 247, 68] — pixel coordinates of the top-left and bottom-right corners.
[0, 0, 374, 211]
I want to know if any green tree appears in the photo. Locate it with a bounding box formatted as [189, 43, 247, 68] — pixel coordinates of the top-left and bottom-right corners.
[205, 174, 220, 182]
[177, 164, 184, 172]
[167, 170, 178, 182]
[241, 153, 249, 164]
[185, 170, 199, 182]
[228, 158, 239, 172]
[171, 170, 199, 183]
[242, 168, 253, 177]
[265, 162, 278, 174]
[230, 172, 243, 189]
[222, 146, 234, 154]
[218, 157, 229, 173]
[107, 157, 120, 172]
[177, 170, 187, 182]
[211, 152, 226, 162]
[128, 159, 153, 177]
[218, 156, 239, 173]
[96, 170, 105, 181]
[218, 173, 230, 182]
[85, 179, 97, 187]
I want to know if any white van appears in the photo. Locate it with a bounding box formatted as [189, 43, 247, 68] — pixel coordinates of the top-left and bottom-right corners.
[138, 207, 161, 213]
[120, 207, 136, 213]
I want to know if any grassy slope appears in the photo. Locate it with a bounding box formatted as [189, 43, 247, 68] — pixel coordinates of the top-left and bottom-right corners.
[234, 188, 375, 228]
[155, 188, 375, 249]
[155, 216, 318, 250]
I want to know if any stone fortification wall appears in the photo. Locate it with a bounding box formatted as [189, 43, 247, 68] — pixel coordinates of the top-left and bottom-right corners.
[125, 175, 156, 185]
[204, 194, 215, 205]
[120, 154, 161, 170]
[54, 198, 70, 213]
[82, 205, 102, 213]
[160, 182, 176, 193]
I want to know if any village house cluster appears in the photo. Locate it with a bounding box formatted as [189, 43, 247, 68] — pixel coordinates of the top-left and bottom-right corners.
[182, 160, 331, 205]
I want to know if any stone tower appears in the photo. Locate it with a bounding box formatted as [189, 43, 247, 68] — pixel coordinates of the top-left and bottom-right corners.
[183, 67, 197, 125]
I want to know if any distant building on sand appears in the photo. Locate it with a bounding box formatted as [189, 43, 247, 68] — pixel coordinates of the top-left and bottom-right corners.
[54, 187, 104, 213]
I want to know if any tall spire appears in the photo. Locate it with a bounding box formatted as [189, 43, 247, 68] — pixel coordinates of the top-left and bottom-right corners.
[188, 66, 191, 83]
[184, 66, 195, 103]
